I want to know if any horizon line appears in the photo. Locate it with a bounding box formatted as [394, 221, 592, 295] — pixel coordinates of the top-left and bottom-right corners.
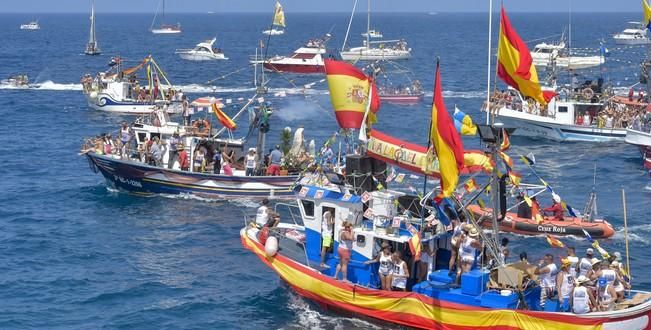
[1, 10, 641, 14]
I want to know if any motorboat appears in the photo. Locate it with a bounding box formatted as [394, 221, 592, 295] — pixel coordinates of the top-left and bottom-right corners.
[2, 74, 29, 88]
[531, 41, 604, 70]
[626, 125, 651, 170]
[176, 38, 227, 61]
[487, 86, 628, 142]
[340, 0, 411, 61]
[613, 22, 651, 45]
[361, 29, 382, 38]
[374, 62, 424, 104]
[81, 56, 179, 114]
[82, 101, 304, 199]
[84, 0, 101, 56]
[262, 1, 285, 36]
[251, 34, 330, 74]
[20, 21, 40, 30]
[150, 0, 181, 34]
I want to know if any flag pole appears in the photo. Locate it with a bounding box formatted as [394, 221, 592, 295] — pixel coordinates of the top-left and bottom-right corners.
[422, 58, 439, 228]
[358, 82, 374, 143]
[485, 0, 493, 125]
[622, 187, 632, 290]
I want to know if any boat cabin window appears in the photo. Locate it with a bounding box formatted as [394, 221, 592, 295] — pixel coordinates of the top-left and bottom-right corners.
[301, 200, 315, 218]
[137, 132, 147, 144]
[292, 53, 316, 60]
[558, 106, 568, 113]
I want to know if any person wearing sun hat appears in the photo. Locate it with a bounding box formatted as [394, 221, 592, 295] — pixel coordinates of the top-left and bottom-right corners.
[458, 225, 481, 281]
[571, 275, 596, 314]
[535, 253, 559, 309]
[597, 277, 617, 311]
[556, 258, 574, 312]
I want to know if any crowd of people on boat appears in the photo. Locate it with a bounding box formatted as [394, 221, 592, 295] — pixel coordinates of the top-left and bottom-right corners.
[378, 80, 422, 97]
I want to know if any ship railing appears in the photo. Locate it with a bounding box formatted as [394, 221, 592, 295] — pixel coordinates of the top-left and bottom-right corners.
[274, 202, 303, 227]
[241, 211, 311, 266]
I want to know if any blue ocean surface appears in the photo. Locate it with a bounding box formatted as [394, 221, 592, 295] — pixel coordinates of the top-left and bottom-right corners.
[1, 11, 650, 329]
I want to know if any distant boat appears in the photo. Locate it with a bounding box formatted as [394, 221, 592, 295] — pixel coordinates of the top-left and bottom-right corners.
[262, 1, 286, 36]
[531, 40, 604, 70]
[613, 21, 651, 45]
[175, 38, 228, 61]
[251, 34, 331, 74]
[150, 0, 181, 34]
[85, 0, 101, 56]
[20, 20, 40, 30]
[340, 0, 411, 61]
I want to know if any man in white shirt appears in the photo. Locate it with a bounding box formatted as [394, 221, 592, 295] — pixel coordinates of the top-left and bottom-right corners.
[256, 198, 279, 228]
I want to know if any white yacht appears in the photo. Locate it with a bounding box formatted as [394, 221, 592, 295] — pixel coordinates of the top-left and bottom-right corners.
[613, 22, 651, 45]
[84, 0, 101, 56]
[150, 0, 181, 34]
[531, 41, 604, 70]
[340, 0, 411, 61]
[176, 38, 228, 61]
[20, 21, 40, 30]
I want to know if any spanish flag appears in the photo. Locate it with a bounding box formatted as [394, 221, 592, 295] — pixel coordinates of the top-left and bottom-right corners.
[644, 0, 651, 28]
[464, 178, 478, 193]
[212, 103, 237, 130]
[324, 59, 380, 129]
[546, 234, 565, 248]
[407, 225, 422, 262]
[500, 129, 511, 151]
[431, 60, 464, 198]
[497, 6, 555, 105]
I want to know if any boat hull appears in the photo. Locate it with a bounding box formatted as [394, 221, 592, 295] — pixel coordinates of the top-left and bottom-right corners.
[262, 62, 324, 74]
[379, 93, 424, 104]
[625, 128, 651, 169]
[151, 29, 181, 34]
[496, 108, 626, 142]
[85, 93, 179, 114]
[613, 36, 651, 45]
[340, 49, 411, 61]
[178, 53, 227, 61]
[86, 152, 297, 199]
[467, 205, 615, 239]
[241, 227, 651, 330]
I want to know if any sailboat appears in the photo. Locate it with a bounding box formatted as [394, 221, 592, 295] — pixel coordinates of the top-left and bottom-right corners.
[84, 0, 101, 56]
[150, 0, 181, 34]
[340, 0, 411, 61]
[262, 1, 285, 36]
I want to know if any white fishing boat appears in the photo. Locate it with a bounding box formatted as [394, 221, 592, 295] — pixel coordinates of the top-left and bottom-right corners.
[81, 56, 179, 114]
[251, 34, 330, 74]
[175, 38, 228, 61]
[488, 87, 626, 142]
[361, 29, 382, 38]
[262, 1, 285, 36]
[340, 0, 411, 61]
[20, 21, 40, 30]
[2, 74, 29, 88]
[531, 41, 604, 70]
[150, 0, 181, 34]
[84, 0, 101, 56]
[613, 22, 651, 45]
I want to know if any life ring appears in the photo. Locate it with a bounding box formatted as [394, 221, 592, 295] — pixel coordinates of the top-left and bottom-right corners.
[582, 88, 594, 100]
[192, 119, 211, 137]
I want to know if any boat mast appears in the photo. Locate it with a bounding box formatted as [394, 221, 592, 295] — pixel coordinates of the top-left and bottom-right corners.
[366, 0, 371, 49]
[89, 0, 97, 47]
[485, 0, 493, 125]
[161, 0, 165, 25]
[341, 0, 358, 52]
[568, 0, 572, 73]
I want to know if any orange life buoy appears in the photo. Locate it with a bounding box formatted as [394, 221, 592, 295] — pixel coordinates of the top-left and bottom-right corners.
[192, 119, 211, 137]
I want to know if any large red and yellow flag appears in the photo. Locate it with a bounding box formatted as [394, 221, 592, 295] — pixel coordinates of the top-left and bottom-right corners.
[212, 103, 237, 130]
[431, 61, 464, 198]
[324, 59, 380, 129]
[497, 6, 555, 105]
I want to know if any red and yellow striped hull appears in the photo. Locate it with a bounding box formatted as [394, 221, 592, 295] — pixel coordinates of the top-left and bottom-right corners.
[241, 228, 651, 329]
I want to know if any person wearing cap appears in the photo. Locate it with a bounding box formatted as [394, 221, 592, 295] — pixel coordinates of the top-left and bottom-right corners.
[556, 258, 574, 312]
[578, 248, 594, 277]
[177, 144, 189, 171]
[543, 194, 565, 221]
[571, 275, 596, 314]
[458, 225, 481, 280]
[364, 242, 394, 290]
[597, 277, 617, 311]
[255, 198, 279, 228]
[245, 148, 258, 176]
[391, 251, 409, 291]
[610, 261, 630, 302]
[535, 254, 558, 309]
[447, 218, 464, 277]
[320, 210, 335, 269]
[266, 145, 283, 176]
